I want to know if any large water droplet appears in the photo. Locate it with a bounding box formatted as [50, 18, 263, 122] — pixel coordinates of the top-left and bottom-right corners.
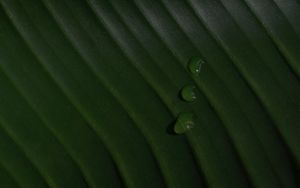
[174, 112, 195, 134]
[181, 85, 197, 102]
[188, 57, 205, 75]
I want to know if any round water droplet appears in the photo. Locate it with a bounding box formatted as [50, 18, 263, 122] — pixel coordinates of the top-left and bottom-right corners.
[188, 57, 205, 75]
[174, 112, 195, 134]
[181, 85, 197, 102]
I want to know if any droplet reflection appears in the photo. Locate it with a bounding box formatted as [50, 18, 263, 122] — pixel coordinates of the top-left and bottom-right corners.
[174, 112, 195, 134]
[188, 57, 205, 75]
[180, 85, 197, 102]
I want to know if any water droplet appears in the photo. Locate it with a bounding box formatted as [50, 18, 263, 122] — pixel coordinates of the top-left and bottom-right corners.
[188, 57, 205, 75]
[181, 85, 197, 102]
[174, 112, 195, 134]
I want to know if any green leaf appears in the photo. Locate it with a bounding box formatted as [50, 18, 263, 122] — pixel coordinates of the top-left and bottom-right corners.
[0, 0, 299, 187]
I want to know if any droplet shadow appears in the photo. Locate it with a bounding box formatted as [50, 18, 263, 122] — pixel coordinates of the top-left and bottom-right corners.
[166, 119, 177, 135]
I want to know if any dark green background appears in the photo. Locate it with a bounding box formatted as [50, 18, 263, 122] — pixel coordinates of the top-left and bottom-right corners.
[0, 0, 299, 187]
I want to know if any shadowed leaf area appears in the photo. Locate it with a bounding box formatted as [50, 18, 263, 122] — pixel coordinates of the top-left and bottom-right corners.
[0, 0, 299, 187]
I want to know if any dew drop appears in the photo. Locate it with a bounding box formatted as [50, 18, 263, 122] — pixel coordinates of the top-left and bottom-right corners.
[181, 85, 197, 102]
[188, 57, 205, 75]
[174, 112, 195, 134]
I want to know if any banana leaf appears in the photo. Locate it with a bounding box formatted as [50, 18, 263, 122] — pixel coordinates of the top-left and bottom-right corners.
[0, 0, 299, 187]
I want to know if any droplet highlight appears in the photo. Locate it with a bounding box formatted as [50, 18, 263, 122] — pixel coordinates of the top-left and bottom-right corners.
[174, 112, 195, 134]
[188, 57, 205, 75]
[181, 85, 197, 102]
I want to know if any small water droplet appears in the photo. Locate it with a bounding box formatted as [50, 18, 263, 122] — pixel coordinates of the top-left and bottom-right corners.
[174, 112, 195, 134]
[181, 85, 197, 102]
[188, 57, 205, 75]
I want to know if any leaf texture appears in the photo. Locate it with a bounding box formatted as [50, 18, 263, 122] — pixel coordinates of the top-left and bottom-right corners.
[0, 0, 299, 188]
